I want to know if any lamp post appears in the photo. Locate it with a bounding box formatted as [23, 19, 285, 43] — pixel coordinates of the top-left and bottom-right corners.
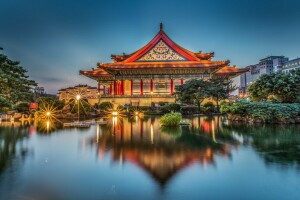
[76, 94, 81, 122]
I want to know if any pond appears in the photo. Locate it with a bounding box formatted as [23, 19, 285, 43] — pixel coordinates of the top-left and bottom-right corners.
[0, 116, 300, 200]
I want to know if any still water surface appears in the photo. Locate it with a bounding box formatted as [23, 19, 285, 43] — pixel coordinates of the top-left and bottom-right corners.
[0, 116, 300, 200]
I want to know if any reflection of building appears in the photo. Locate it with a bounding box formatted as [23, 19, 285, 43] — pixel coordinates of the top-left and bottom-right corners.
[282, 58, 300, 73]
[90, 116, 231, 186]
[57, 84, 98, 105]
[81, 24, 248, 106]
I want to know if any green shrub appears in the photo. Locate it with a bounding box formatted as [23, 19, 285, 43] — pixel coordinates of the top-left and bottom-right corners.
[203, 102, 215, 114]
[2, 107, 10, 113]
[159, 103, 181, 114]
[69, 98, 92, 114]
[139, 106, 151, 112]
[220, 101, 233, 113]
[99, 102, 113, 111]
[160, 104, 170, 113]
[37, 97, 65, 110]
[168, 103, 181, 112]
[126, 106, 149, 114]
[180, 106, 199, 114]
[221, 102, 300, 122]
[160, 112, 182, 126]
[14, 102, 30, 113]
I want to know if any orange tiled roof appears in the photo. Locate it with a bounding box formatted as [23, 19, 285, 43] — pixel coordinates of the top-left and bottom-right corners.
[80, 68, 113, 77]
[215, 66, 249, 75]
[98, 60, 229, 70]
[109, 23, 216, 65]
[80, 24, 249, 79]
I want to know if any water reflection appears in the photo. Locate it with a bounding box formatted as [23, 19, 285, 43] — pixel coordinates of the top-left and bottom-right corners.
[35, 119, 63, 134]
[0, 116, 300, 199]
[223, 122, 300, 169]
[0, 125, 30, 174]
[90, 116, 232, 186]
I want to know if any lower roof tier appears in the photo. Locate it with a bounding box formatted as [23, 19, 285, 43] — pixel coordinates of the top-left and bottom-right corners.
[80, 65, 249, 81]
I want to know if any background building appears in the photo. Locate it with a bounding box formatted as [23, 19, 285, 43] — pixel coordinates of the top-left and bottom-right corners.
[282, 58, 300, 73]
[259, 56, 288, 74]
[238, 56, 288, 97]
[58, 84, 99, 105]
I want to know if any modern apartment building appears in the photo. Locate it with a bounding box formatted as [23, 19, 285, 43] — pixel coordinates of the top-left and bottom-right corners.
[238, 56, 288, 97]
[282, 58, 300, 73]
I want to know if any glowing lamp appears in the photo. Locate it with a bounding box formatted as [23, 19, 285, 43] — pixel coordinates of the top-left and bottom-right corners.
[76, 94, 81, 100]
[46, 111, 51, 116]
[135, 111, 139, 115]
[112, 111, 118, 116]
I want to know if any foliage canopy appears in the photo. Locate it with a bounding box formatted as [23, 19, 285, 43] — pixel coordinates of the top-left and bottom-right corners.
[248, 70, 300, 103]
[0, 48, 37, 109]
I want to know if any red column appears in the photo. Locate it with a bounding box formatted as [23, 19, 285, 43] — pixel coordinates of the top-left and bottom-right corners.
[103, 86, 106, 95]
[140, 79, 143, 95]
[113, 81, 117, 95]
[150, 79, 153, 93]
[117, 81, 120, 95]
[170, 79, 174, 94]
[121, 80, 124, 95]
[109, 84, 112, 95]
[130, 80, 133, 96]
[181, 79, 184, 85]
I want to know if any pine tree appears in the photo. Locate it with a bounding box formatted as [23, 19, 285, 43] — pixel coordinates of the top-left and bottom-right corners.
[0, 48, 37, 108]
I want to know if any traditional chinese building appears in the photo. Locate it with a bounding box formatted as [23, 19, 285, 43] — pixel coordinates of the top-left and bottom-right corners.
[80, 24, 248, 106]
[57, 84, 99, 105]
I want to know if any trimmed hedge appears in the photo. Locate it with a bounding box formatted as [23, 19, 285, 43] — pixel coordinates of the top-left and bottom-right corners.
[203, 102, 216, 114]
[180, 106, 199, 115]
[160, 103, 181, 113]
[221, 102, 300, 123]
[99, 102, 113, 111]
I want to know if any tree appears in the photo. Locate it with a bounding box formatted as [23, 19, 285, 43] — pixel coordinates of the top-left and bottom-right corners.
[207, 78, 236, 111]
[248, 74, 274, 102]
[175, 78, 235, 112]
[0, 48, 37, 108]
[175, 79, 209, 111]
[248, 70, 300, 103]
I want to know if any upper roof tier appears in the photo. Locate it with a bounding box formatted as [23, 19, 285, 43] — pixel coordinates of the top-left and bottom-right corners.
[80, 23, 249, 79]
[107, 23, 220, 66]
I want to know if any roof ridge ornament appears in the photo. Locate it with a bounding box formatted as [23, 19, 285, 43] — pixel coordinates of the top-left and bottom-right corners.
[160, 23, 163, 31]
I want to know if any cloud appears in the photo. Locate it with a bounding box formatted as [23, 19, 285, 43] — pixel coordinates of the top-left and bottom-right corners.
[38, 76, 64, 83]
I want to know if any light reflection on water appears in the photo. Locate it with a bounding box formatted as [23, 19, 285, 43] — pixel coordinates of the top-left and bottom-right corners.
[0, 116, 300, 200]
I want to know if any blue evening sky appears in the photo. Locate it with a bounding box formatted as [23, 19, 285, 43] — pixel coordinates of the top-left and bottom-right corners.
[1, 0, 300, 93]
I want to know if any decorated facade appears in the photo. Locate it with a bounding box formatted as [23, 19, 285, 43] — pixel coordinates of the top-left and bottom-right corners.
[80, 24, 248, 106]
